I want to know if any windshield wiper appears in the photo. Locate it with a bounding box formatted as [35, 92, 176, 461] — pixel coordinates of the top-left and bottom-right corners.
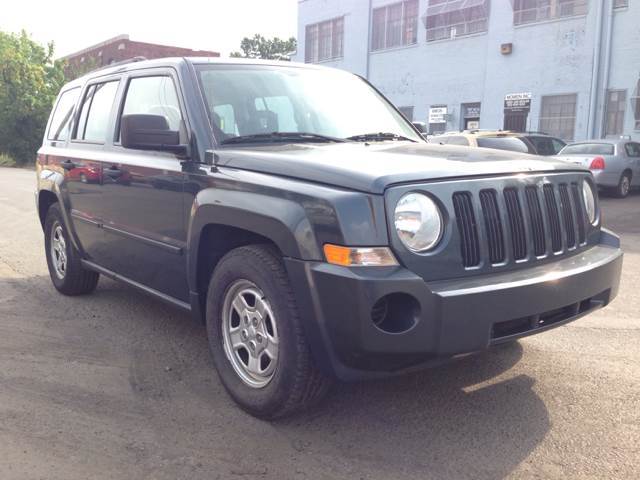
[346, 132, 418, 143]
[221, 132, 347, 145]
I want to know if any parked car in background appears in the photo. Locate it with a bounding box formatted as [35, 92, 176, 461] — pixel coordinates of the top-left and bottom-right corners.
[557, 139, 640, 198]
[432, 130, 566, 156]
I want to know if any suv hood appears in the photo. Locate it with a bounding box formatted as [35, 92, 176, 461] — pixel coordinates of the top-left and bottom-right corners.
[216, 142, 587, 194]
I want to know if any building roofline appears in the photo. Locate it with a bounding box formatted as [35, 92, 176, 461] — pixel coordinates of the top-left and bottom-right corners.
[58, 34, 130, 60]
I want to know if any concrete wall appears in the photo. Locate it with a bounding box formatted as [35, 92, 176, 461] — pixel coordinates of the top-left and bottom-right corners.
[295, 0, 640, 141]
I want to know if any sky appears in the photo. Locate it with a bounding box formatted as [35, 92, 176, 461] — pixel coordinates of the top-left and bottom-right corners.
[1, 0, 298, 58]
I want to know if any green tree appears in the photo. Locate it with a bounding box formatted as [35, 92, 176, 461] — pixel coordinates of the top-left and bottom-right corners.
[0, 30, 66, 165]
[230, 34, 296, 61]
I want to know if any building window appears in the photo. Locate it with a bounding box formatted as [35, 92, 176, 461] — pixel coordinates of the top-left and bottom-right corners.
[371, 0, 418, 51]
[604, 90, 626, 137]
[398, 106, 414, 121]
[305, 17, 344, 62]
[539, 94, 577, 142]
[513, 0, 588, 26]
[424, 0, 490, 43]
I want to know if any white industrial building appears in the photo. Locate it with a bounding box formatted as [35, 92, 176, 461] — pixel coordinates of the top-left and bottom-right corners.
[294, 0, 640, 141]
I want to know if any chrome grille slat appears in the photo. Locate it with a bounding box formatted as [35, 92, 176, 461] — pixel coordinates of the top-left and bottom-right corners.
[559, 184, 576, 249]
[452, 192, 480, 267]
[504, 188, 527, 260]
[571, 183, 587, 245]
[479, 190, 505, 264]
[525, 186, 546, 256]
[543, 184, 563, 253]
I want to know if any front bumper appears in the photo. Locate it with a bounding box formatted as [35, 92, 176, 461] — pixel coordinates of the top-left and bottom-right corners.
[285, 230, 622, 381]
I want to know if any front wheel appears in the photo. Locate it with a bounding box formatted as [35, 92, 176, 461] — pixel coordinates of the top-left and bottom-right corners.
[206, 245, 331, 419]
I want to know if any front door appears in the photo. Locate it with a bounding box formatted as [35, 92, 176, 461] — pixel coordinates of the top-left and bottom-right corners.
[503, 112, 528, 133]
[97, 71, 189, 302]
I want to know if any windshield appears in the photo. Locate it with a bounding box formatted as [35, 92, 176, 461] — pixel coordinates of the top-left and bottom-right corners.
[476, 136, 531, 153]
[195, 64, 422, 144]
[560, 143, 615, 155]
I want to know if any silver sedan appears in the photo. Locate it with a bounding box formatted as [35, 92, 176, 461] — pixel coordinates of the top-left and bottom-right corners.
[558, 139, 640, 198]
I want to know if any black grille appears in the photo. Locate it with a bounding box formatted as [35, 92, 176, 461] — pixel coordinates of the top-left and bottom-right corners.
[453, 178, 590, 269]
[504, 188, 527, 260]
[452, 192, 480, 267]
[479, 190, 505, 264]
[543, 184, 563, 252]
[571, 183, 587, 244]
[559, 184, 576, 248]
[525, 186, 546, 256]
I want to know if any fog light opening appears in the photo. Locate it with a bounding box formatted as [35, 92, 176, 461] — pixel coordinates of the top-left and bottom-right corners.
[371, 293, 420, 334]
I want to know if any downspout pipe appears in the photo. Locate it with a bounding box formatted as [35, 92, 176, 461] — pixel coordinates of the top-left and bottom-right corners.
[365, 0, 373, 79]
[599, 0, 615, 138]
[588, 0, 605, 139]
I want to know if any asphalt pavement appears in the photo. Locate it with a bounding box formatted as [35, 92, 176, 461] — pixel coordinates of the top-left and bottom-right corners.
[0, 167, 638, 479]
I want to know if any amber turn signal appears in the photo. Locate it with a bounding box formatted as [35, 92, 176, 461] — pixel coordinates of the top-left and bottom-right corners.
[323, 244, 398, 267]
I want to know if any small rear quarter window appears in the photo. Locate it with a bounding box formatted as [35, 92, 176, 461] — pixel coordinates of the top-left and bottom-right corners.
[47, 87, 80, 142]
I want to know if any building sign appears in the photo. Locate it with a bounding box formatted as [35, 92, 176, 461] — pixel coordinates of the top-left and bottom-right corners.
[429, 106, 448, 123]
[464, 106, 481, 118]
[504, 92, 532, 112]
[466, 120, 480, 130]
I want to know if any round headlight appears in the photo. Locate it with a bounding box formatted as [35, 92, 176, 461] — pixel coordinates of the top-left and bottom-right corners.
[394, 193, 443, 252]
[582, 181, 597, 225]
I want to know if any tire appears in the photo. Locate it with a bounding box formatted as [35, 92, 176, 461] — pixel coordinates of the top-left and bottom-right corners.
[613, 172, 632, 198]
[44, 203, 99, 295]
[206, 244, 331, 419]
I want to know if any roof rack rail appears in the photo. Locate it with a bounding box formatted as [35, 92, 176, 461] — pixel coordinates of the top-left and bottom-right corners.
[85, 56, 148, 75]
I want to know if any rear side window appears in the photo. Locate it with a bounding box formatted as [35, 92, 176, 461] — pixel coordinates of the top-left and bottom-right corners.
[47, 88, 80, 142]
[477, 136, 530, 153]
[120, 76, 182, 137]
[561, 143, 615, 155]
[624, 143, 640, 157]
[527, 136, 555, 155]
[74, 81, 120, 143]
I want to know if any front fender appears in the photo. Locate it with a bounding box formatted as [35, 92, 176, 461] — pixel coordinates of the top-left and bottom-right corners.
[186, 186, 323, 291]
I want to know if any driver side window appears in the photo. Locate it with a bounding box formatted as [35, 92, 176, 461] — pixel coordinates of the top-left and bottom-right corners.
[119, 76, 182, 141]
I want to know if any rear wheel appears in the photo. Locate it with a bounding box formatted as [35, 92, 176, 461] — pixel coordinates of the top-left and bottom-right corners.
[44, 203, 99, 295]
[206, 244, 331, 419]
[613, 172, 631, 198]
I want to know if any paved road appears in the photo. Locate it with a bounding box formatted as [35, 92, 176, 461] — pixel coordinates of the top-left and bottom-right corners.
[0, 167, 638, 480]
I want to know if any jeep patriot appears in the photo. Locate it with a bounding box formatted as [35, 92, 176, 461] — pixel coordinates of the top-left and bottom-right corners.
[36, 57, 623, 418]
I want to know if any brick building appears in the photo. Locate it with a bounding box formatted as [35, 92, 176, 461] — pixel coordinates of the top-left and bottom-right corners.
[60, 34, 220, 75]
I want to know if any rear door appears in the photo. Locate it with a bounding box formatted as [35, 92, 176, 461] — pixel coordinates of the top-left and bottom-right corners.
[64, 78, 121, 261]
[96, 69, 189, 301]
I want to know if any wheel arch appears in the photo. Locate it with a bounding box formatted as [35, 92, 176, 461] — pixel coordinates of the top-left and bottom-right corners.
[187, 200, 321, 323]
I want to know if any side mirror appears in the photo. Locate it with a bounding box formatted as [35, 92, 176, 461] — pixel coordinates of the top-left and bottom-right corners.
[121, 114, 186, 154]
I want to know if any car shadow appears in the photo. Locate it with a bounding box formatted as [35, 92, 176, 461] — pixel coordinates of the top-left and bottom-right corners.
[275, 342, 550, 479]
[4, 274, 549, 479]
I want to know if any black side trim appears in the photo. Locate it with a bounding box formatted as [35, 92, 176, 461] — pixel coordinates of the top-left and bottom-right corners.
[82, 260, 191, 311]
[102, 224, 184, 255]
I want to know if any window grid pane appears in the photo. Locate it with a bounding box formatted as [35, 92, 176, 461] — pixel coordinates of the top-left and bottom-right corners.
[372, 1, 419, 51]
[425, 0, 490, 43]
[605, 90, 626, 136]
[513, 0, 588, 26]
[539, 94, 577, 142]
[305, 17, 344, 63]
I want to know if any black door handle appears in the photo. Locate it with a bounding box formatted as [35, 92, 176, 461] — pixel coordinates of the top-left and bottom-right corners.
[61, 159, 75, 170]
[105, 167, 123, 179]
